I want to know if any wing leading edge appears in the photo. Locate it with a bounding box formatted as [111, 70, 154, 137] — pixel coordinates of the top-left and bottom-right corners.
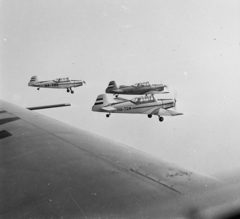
[0, 100, 220, 218]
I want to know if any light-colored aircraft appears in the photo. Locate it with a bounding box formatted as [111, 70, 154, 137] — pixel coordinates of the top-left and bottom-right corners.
[1, 99, 240, 218]
[105, 80, 168, 96]
[92, 94, 182, 121]
[28, 76, 85, 93]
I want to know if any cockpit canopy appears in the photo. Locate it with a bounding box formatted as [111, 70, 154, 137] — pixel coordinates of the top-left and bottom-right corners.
[54, 77, 70, 82]
[132, 82, 151, 87]
[131, 95, 156, 104]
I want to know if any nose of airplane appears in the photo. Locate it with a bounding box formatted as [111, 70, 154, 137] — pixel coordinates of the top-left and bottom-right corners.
[75, 80, 85, 86]
[155, 84, 167, 91]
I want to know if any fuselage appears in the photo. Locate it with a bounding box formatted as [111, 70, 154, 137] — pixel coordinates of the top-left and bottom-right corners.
[106, 84, 165, 95]
[98, 98, 175, 114]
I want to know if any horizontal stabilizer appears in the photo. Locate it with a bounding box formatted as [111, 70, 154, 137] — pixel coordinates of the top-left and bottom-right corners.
[119, 85, 129, 88]
[112, 89, 123, 93]
[113, 97, 129, 103]
[102, 106, 117, 112]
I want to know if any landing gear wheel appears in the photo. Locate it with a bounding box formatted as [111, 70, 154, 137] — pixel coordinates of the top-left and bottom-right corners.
[37, 88, 40, 90]
[148, 114, 152, 118]
[67, 89, 70, 93]
[106, 114, 110, 118]
[71, 90, 74, 94]
[159, 117, 164, 122]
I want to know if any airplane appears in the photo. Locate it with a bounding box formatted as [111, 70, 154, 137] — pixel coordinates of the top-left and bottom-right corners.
[92, 94, 183, 122]
[28, 76, 85, 94]
[105, 80, 169, 97]
[1, 99, 240, 218]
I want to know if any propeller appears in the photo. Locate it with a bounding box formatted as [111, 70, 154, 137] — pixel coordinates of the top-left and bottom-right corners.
[173, 90, 178, 110]
[160, 81, 169, 90]
[163, 84, 169, 90]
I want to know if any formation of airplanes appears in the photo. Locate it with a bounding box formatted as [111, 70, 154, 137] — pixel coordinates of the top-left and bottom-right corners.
[92, 94, 182, 122]
[28, 77, 182, 122]
[92, 80, 182, 122]
[28, 76, 85, 94]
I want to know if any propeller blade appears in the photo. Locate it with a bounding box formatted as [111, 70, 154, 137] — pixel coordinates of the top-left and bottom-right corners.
[172, 91, 178, 111]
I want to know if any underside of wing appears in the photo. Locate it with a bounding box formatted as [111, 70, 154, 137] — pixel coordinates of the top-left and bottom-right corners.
[152, 108, 183, 116]
[0, 100, 218, 218]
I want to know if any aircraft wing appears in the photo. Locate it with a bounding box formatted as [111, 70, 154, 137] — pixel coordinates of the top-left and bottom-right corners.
[152, 108, 183, 116]
[0, 100, 226, 218]
[144, 90, 169, 95]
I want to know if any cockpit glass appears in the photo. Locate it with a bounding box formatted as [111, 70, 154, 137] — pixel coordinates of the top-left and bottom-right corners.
[131, 95, 155, 104]
[131, 97, 138, 103]
[55, 77, 70, 82]
[133, 82, 151, 87]
[133, 83, 138, 87]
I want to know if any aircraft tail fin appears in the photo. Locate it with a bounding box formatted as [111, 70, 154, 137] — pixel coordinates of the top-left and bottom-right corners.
[92, 94, 110, 112]
[105, 81, 118, 93]
[28, 76, 38, 86]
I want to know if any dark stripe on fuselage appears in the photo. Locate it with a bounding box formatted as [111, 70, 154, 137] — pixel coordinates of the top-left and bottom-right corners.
[132, 104, 161, 110]
[38, 81, 49, 83]
[55, 82, 77, 85]
[94, 102, 104, 105]
[0, 130, 12, 139]
[36, 82, 79, 86]
[96, 98, 103, 101]
[132, 104, 173, 110]
[0, 110, 7, 114]
[0, 117, 20, 125]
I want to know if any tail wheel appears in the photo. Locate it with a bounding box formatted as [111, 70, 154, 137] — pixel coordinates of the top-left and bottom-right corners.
[148, 114, 152, 118]
[159, 117, 164, 122]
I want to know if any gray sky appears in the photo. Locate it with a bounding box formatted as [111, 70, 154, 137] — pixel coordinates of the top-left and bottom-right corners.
[1, 0, 240, 175]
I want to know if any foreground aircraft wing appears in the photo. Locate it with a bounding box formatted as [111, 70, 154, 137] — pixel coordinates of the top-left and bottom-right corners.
[0, 100, 232, 218]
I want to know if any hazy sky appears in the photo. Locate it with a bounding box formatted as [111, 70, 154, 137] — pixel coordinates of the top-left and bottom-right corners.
[1, 0, 240, 175]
